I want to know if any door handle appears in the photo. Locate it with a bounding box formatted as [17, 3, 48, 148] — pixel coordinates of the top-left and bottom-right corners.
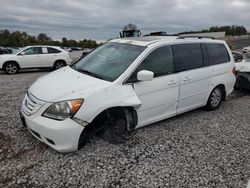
[183, 77, 191, 82]
[168, 80, 178, 85]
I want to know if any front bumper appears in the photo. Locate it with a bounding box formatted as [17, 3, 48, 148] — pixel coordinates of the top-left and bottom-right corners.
[20, 93, 86, 153]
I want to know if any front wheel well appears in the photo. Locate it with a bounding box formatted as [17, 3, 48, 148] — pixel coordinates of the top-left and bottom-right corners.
[78, 106, 137, 149]
[3, 61, 20, 69]
[90, 107, 138, 131]
[54, 59, 66, 64]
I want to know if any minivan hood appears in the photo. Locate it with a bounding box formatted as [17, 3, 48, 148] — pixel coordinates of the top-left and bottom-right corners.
[29, 66, 111, 102]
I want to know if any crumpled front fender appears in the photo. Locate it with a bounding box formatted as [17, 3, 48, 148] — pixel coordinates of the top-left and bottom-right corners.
[74, 84, 141, 123]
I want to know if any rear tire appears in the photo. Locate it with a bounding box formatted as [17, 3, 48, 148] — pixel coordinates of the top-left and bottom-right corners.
[53, 60, 66, 70]
[3, 62, 19, 75]
[205, 86, 223, 111]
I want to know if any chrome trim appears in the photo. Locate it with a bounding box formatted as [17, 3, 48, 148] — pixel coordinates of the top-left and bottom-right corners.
[72, 117, 89, 127]
[22, 91, 45, 116]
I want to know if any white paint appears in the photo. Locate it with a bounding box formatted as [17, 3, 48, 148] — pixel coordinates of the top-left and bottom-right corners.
[21, 36, 236, 152]
[0, 45, 72, 70]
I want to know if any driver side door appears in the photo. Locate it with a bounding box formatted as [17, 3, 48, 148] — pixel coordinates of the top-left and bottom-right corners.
[127, 45, 179, 128]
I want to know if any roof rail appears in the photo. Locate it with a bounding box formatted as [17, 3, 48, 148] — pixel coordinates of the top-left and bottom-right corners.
[177, 36, 215, 39]
[143, 33, 179, 37]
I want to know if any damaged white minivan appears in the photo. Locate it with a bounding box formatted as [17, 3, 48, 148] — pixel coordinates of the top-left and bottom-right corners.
[20, 36, 236, 153]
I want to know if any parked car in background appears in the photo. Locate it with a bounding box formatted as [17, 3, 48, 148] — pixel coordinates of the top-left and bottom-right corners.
[20, 36, 236, 152]
[0, 45, 72, 74]
[0, 47, 13, 55]
[61, 47, 72, 52]
[232, 51, 243, 63]
[71, 47, 82, 51]
[242, 46, 250, 53]
[9, 47, 21, 54]
[81, 48, 92, 57]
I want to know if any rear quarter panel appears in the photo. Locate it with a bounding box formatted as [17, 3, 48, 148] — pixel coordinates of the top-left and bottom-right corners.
[210, 62, 235, 96]
[210, 42, 236, 96]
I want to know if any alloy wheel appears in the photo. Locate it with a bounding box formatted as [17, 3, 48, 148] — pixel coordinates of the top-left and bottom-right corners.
[55, 62, 65, 69]
[210, 88, 222, 107]
[5, 64, 18, 74]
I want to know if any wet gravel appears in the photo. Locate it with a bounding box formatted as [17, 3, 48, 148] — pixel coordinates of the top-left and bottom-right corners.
[0, 70, 250, 188]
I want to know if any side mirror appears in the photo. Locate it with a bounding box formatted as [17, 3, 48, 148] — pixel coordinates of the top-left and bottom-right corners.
[19, 52, 25, 56]
[137, 70, 154, 81]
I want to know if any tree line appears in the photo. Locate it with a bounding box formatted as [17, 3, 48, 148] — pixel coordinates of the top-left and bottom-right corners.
[178, 25, 248, 36]
[0, 29, 98, 48]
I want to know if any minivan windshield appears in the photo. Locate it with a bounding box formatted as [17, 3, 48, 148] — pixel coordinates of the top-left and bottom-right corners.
[73, 42, 146, 81]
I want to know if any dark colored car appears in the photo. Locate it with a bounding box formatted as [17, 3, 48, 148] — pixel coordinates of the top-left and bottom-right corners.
[81, 48, 92, 57]
[232, 51, 243, 63]
[70, 47, 82, 51]
[0, 47, 13, 55]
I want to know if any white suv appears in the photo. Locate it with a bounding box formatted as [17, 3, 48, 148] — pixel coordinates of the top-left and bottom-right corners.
[20, 36, 236, 153]
[242, 46, 250, 53]
[0, 45, 72, 74]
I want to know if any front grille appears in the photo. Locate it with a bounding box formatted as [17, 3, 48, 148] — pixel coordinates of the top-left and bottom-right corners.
[22, 91, 45, 116]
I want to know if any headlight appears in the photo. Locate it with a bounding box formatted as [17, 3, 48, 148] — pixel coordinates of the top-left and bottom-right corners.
[42, 99, 83, 121]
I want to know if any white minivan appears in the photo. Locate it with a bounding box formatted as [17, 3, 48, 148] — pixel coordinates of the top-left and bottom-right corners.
[20, 36, 236, 153]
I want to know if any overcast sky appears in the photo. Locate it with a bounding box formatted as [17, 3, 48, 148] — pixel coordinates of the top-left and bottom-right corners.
[0, 0, 249, 41]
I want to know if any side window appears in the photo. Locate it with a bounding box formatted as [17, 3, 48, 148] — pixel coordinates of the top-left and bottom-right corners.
[47, 47, 61, 54]
[205, 43, 230, 65]
[130, 46, 174, 81]
[23, 47, 42, 55]
[173, 43, 204, 72]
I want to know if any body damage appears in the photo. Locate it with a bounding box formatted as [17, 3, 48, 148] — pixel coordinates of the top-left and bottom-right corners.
[74, 83, 141, 124]
[235, 62, 250, 90]
[29, 66, 142, 127]
[21, 37, 235, 153]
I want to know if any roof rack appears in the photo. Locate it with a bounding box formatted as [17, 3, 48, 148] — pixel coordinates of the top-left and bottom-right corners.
[143, 32, 179, 37]
[177, 36, 215, 39]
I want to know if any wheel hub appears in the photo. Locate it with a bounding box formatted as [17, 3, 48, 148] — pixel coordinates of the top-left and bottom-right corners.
[6, 64, 17, 74]
[211, 88, 221, 107]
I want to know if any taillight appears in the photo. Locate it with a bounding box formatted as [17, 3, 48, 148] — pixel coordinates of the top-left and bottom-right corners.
[232, 67, 236, 75]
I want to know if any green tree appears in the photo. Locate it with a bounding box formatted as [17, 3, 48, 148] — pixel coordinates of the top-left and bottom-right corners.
[179, 25, 248, 36]
[37, 33, 52, 44]
[62, 37, 68, 47]
[0, 29, 99, 48]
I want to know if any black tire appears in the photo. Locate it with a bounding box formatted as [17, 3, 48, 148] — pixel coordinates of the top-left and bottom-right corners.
[53, 60, 66, 70]
[205, 86, 224, 111]
[3, 62, 19, 75]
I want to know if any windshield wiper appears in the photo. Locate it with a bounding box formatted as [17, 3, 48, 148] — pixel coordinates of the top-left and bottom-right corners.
[77, 69, 104, 80]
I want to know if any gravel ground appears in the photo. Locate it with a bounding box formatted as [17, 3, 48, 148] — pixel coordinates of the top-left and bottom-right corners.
[0, 70, 250, 188]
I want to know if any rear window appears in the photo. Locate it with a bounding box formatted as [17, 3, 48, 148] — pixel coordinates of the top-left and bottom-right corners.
[205, 43, 230, 65]
[47, 47, 61, 54]
[173, 43, 204, 72]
